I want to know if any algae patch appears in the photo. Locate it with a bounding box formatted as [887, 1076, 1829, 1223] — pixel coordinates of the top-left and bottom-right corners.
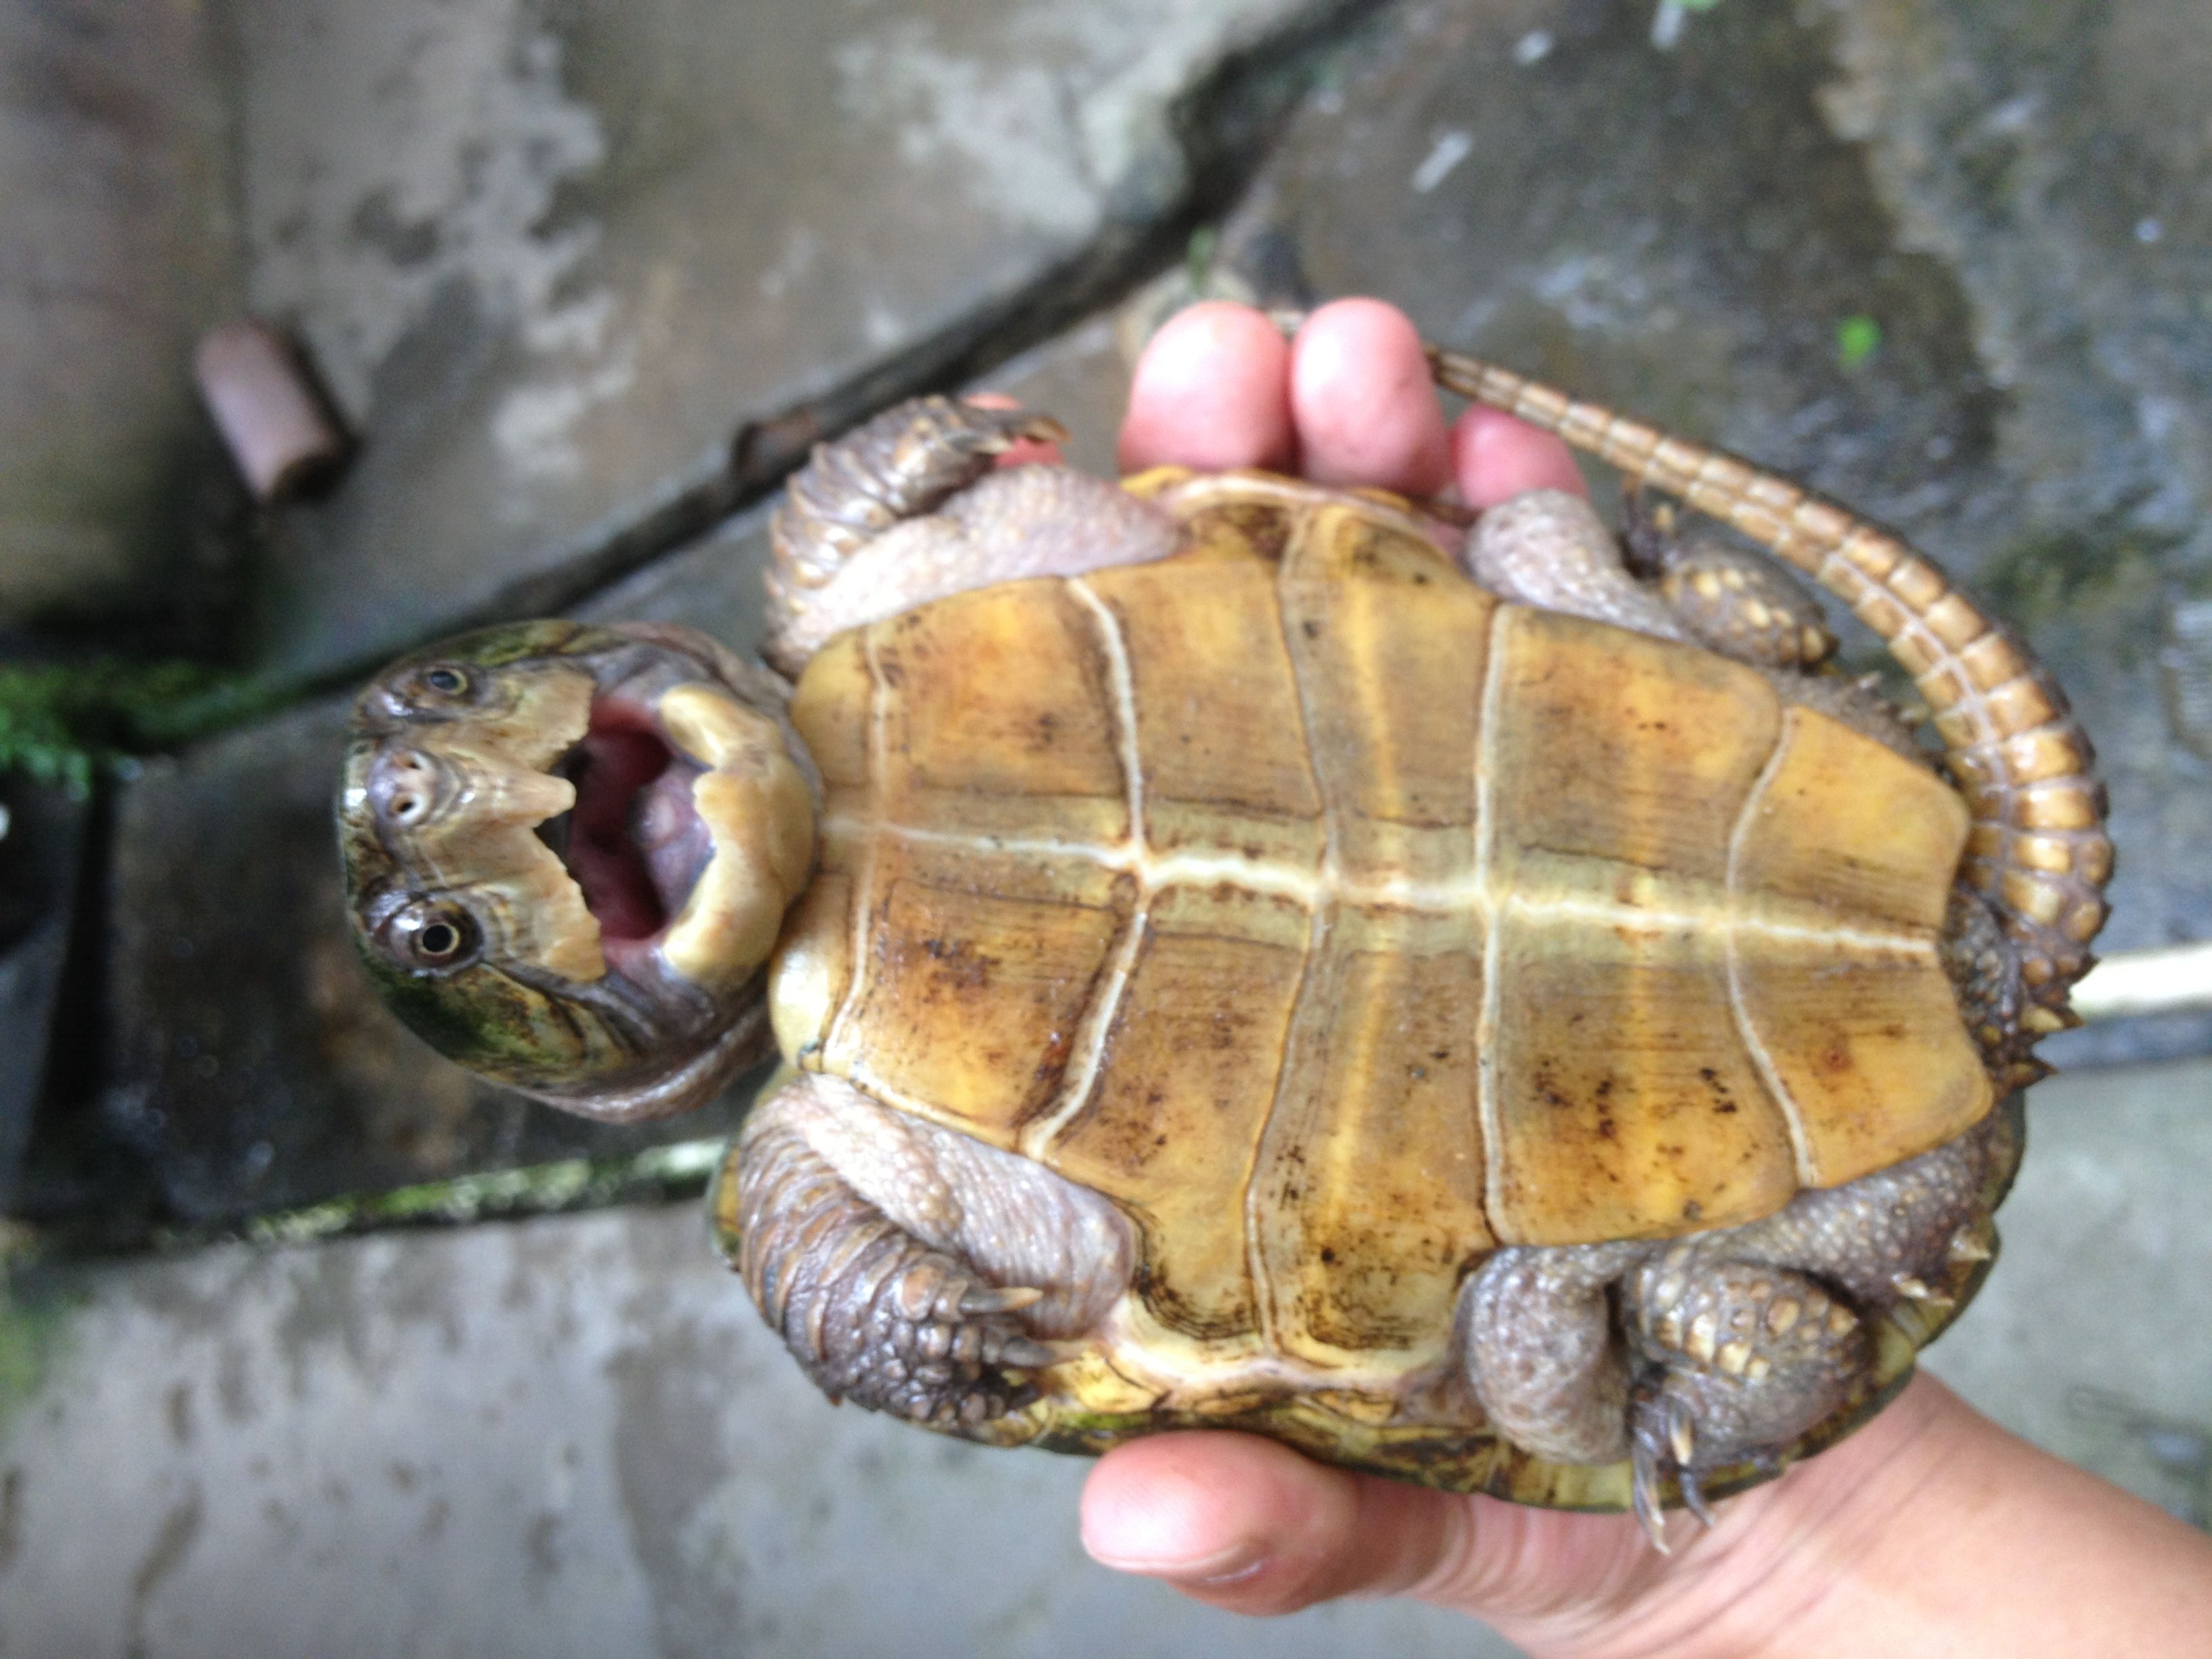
[0, 659, 271, 790]
[239, 1136, 729, 1248]
[0, 1256, 75, 1442]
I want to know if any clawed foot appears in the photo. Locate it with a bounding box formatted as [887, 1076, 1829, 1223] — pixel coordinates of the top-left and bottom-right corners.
[731, 1095, 1075, 1435]
[814, 1256, 1061, 1433]
[1630, 1376, 1717, 1551]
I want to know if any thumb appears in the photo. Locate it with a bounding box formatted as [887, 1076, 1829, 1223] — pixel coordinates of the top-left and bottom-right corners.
[1078, 1430, 1675, 1628]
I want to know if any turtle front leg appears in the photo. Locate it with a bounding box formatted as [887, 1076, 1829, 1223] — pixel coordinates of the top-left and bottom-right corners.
[1464, 1113, 2005, 1545]
[722, 1071, 1134, 1435]
[765, 397, 1176, 673]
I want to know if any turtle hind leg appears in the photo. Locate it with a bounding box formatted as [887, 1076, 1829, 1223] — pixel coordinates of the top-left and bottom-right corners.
[1626, 1255, 1869, 1549]
[1463, 488, 1689, 641]
[1465, 1122, 2001, 1544]
[1462, 483, 1833, 674]
[1622, 487, 1838, 672]
[1622, 1118, 2003, 1543]
[724, 1072, 1134, 1434]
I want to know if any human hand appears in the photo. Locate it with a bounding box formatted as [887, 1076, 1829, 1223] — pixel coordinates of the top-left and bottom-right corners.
[1073, 298, 2212, 1658]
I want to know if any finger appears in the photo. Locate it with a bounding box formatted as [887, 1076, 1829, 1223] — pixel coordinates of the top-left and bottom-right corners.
[1452, 404, 1589, 506]
[1289, 298, 1452, 494]
[963, 390, 1065, 468]
[1080, 1431, 1660, 1624]
[1080, 1432, 1454, 1614]
[1118, 302, 1294, 474]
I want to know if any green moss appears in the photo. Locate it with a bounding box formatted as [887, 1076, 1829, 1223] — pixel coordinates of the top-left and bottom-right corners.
[0, 657, 272, 789]
[0, 1254, 74, 1441]
[237, 1136, 729, 1247]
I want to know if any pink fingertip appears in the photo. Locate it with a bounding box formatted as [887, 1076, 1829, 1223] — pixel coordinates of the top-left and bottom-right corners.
[1290, 298, 1452, 494]
[1452, 405, 1589, 506]
[1080, 1446, 1250, 1576]
[1118, 302, 1294, 474]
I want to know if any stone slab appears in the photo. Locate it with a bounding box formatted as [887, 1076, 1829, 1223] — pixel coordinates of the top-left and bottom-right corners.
[2, 1061, 2205, 1656]
[0, 4, 239, 630]
[1214, 0, 2212, 1063]
[233, 0, 1341, 687]
[1923, 1061, 2212, 1527]
[572, 307, 1137, 646]
[0, 1204, 1502, 1659]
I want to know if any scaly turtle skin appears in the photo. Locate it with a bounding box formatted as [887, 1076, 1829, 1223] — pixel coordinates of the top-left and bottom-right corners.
[339, 335, 2109, 1542]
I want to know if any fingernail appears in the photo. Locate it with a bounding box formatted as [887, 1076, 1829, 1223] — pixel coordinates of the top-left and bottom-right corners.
[1088, 1548, 1265, 1584]
[1187, 1554, 1268, 1586]
[1084, 1538, 1265, 1584]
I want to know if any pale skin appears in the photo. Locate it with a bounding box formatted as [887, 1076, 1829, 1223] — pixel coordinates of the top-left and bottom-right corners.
[1064, 299, 2212, 1656]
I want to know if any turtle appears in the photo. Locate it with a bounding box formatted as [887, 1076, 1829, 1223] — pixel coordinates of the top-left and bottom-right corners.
[337, 328, 2111, 1541]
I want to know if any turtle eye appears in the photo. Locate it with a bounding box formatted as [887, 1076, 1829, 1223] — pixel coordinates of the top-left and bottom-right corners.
[409, 663, 476, 704]
[380, 899, 482, 974]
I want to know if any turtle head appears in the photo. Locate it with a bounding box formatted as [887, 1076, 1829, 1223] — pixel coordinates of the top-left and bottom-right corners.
[338, 621, 816, 1121]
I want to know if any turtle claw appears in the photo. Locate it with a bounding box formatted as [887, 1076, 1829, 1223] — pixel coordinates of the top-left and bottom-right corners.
[1630, 1381, 1718, 1551]
[996, 1336, 1062, 1370]
[1677, 1461, 1719, 1530]
[1892, 1273, 1956, 1310]
[1947, 1228, 1993, 1265]
[997, 1335, 1086, 1370]
[960, 1284, 1046, 1315]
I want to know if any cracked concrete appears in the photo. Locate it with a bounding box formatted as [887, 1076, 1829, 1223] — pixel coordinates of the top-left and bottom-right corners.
[232, 0, 1347, 689]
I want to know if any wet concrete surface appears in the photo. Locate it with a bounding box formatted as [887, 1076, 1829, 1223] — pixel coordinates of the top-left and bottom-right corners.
[1, 1061, 2205, 1657]
[0, 2, 239, 632]
[233, 0, 1349, 690]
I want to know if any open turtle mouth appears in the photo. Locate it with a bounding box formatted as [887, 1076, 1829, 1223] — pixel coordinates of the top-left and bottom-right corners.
[525, 659, 812, 996]
[539, 692, 716, 965]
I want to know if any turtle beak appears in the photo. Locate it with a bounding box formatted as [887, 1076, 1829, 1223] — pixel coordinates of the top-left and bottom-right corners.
[644, 680, 817, 991]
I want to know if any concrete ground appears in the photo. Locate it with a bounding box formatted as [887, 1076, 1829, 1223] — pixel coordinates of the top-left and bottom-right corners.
[2, 1061, 2207, 1658]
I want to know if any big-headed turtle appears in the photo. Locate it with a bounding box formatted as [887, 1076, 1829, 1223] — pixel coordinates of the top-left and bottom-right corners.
[338, 329, 2110, 1538]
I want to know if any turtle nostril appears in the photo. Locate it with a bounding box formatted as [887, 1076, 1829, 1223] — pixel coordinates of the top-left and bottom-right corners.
[375, 747, 447, 831]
